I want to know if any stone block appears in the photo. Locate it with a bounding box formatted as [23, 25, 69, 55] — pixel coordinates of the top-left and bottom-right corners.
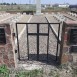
[68, 55, 73, 62]
[6, 36, 11, 43]
[3, 54, 8, 60]
[3, 59, 9, 64]
[65, 27, 69, 31]
[61, 22, 77, 64]
[64, 33, 67, 41]
[10, 62, 15, 68]
[63, 46, 68, 53]
[0, 53, 2, 58]
[61, 54, 68, 64]
[0, 57, 3, 64]
[0, 47, 5, 54]
[5, 25, 11, 35]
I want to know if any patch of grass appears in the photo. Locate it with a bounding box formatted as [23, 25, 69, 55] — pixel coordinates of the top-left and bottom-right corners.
[0, 65, 43, 77]
[0, 65, 9, 77]
[48, 70, 55, 76]
[72, 68, 77, 77]
[55, 72, 60, 77]
[48, 70, 60, 77]
[57, 64, 69, 70]
[15, 69, 43, 77]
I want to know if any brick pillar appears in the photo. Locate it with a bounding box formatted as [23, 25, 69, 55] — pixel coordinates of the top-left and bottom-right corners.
[60, 21, 77, 64]
[0, 23, 15, 68]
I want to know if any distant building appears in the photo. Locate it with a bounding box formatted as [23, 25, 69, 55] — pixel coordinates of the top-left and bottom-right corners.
[36, 0, 41, 15]
[41, 4, 52, 9]
[69, 5, 77, 8]
[58, 4, 69, 8]
[69, 5, 77, 13]
[44, 4, 50, 8]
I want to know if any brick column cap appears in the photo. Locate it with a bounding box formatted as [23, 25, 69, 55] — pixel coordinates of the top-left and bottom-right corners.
[65, 20, 77, 25]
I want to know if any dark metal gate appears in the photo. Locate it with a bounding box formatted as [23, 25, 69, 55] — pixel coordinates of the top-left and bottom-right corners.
[16, 23, 61, 62]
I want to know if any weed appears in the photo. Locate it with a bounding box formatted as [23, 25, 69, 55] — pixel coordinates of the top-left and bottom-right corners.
[0, 65, 9, 77]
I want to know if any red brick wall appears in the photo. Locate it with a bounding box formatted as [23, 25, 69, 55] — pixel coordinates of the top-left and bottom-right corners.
[0, 24, 15, 68]
[60, 21, 77, 64]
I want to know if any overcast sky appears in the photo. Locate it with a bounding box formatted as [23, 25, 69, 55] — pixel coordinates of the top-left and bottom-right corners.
[0, 0, 77, 4]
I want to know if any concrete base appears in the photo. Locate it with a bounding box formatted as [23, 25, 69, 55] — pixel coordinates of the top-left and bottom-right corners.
[35, 13, 43, 16]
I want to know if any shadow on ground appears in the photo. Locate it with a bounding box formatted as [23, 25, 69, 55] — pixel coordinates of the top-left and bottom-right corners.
[20, 54, 60, 67]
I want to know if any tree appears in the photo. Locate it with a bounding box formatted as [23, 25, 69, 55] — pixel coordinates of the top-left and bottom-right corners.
[17, 6, 21, 10]
[6, 3, 10, 5]
[3, 2, 6, 5]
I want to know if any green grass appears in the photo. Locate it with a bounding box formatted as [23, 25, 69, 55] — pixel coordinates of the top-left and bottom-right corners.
[15, 69, 43, 77]
[72, 67, 77, 77]
[0, 65, 43, 77]
[0, 65, 9, 77]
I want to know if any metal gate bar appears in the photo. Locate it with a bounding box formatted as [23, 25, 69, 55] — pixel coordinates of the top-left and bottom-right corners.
[37, 24, 39, 60]
[16, 24, 20, 60]
[16, 23, 61, 62]
[56, 23, 60, 61]
[27, 23, 49, 61]
[47, 24, 50, 62]
[26, 24, 29, 60]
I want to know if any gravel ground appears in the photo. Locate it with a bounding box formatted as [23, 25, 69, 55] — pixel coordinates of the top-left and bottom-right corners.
[61, 13, 77, 21]
[0, 13, 13, 20]
[13, 15, 32, 34]
[46, 14, 62, 40]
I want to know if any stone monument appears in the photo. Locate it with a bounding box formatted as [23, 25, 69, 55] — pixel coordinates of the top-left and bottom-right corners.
[36, 0, 41, 15]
